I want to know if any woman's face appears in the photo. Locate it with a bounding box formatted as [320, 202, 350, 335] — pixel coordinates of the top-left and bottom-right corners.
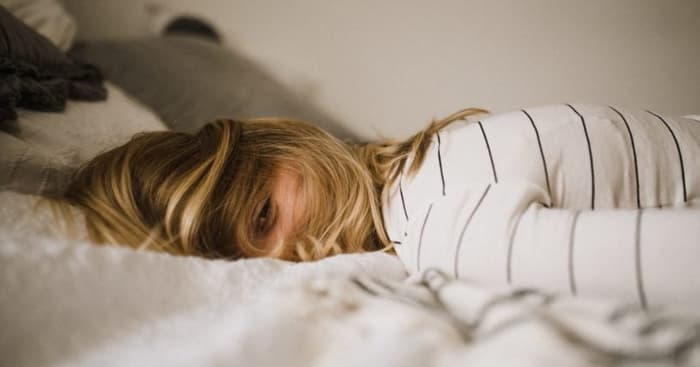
[252, 170, 307, 253]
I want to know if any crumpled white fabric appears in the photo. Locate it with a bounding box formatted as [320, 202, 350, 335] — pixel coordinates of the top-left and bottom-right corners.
[0, 229, 408, 367]
[2, 191, 699, 367]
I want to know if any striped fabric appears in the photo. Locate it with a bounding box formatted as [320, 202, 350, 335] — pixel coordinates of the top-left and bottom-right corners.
[383, 104, 700, 308]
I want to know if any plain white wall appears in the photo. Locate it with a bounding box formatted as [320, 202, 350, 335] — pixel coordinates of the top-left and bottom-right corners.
[63, 0, 700, 140]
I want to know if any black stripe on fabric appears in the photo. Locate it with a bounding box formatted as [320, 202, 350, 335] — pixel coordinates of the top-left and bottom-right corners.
[454, 184, 492, 278]
[416, 203, 434, 272]
[505, 209, 525, 285]
[478, 121, 498, 183]
[635, 210, 648, 309]
[399, 178, 409, 222]
[568, 210, 581, 296]
[436, 132, 446, 196]
[521, 109, 552, 206]
[351, 278, 378, 296]
[566, 104, 596, 210]
[609, 106, 641, 209]
[646, 110, 688, 203]
[369, 277, 398, 294]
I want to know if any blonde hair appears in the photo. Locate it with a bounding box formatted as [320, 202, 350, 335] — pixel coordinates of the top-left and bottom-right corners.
[59, 108, 487, 261]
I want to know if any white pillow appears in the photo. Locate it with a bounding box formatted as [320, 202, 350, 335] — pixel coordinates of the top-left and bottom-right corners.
[0, 191, 86, 241]
[0, 82, 167, 195]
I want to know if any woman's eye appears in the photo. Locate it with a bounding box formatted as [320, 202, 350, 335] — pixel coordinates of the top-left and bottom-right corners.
[255, 199, 273, 234]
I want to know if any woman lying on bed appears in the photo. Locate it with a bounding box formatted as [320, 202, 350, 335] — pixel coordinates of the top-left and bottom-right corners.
[56, 104, 700, 307]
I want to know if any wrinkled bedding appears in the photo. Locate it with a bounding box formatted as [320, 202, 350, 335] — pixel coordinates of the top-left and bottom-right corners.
[1, 192, 699, 367]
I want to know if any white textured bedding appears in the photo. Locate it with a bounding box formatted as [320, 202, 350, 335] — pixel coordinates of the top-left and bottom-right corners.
[1, 192, 699, 367]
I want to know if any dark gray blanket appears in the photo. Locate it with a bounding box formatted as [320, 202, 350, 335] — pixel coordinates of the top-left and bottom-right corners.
[0, 5, 106, 122]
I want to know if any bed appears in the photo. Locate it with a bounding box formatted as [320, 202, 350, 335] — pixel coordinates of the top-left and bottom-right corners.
[1, 4, 699, 366]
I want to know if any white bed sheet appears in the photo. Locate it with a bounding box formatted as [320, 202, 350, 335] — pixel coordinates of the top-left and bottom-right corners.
[1, 192, 699, 367]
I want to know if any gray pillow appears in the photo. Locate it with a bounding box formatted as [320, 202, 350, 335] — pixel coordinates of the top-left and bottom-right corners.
[70, 35, 357, 140]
